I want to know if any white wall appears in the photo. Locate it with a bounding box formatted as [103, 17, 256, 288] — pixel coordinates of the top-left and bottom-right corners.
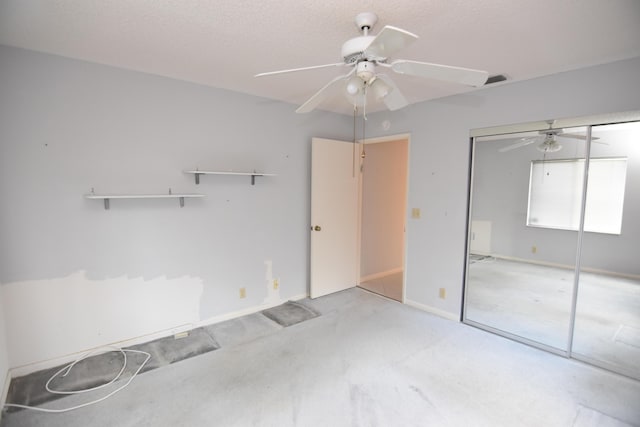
[0, 45, 352, 368]
[360, 139, 408, 278]
[366, 56, 640, 318]
[471, 126, 640, 275]
[2, 44, 639, 368]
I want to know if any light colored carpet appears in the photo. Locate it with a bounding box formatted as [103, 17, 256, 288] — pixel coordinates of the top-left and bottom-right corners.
[2, 288, 639, 427]
[466, 257, 640, 380]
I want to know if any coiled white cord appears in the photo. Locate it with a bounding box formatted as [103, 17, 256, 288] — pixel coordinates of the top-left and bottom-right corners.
[4, 347, 151, 413]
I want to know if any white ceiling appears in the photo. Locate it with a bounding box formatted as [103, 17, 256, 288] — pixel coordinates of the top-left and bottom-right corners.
[1, 0, 639, 115]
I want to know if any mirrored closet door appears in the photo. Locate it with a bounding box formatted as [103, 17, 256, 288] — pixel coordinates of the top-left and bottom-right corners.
[571, 122, 640, 379]
[464, 115, 640, 379]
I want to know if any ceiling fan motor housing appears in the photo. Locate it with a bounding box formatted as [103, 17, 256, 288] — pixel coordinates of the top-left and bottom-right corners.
[341, 36, 375, 63]
[256, 11, 488, 114]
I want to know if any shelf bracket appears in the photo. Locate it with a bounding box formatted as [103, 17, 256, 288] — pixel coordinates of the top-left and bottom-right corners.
[251, 174, 263, 185]
[104, 199, 110, 210]
[179, 197, 185, 208]
[194, 173, 201, 185]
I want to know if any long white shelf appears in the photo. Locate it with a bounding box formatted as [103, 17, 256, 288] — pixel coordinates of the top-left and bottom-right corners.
[184, 170, 276, 185]
[85, 192, 204, 210]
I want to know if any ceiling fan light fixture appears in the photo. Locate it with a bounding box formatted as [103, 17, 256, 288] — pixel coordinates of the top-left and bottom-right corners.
[370, 77, 390, 99]
[356, 61, 376, 83]
[346, 79, 361, 95]
[537, 142, 562, 153]
[345, 76, 365, 106]
[256, 12, 488, 114]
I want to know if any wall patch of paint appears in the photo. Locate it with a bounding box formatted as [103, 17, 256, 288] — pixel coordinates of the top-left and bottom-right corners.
[1, 271, 204, 368]
[263, 260, 281, 305]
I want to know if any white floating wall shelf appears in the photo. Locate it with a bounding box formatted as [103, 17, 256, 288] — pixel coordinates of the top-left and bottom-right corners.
[85, 189, 204, 210]
[184, 170, 276, 185]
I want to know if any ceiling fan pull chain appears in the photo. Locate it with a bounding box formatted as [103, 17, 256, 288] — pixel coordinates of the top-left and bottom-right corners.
[352, 105, 357, 177]
[256, 12, 488, 113]
[363, 85, 368, 121]
[361, 96, 366, 174]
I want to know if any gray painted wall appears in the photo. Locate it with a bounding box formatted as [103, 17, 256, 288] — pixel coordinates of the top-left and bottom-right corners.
[365, 56, 640, 316]
[1, 44, 639, 365]
[471, 126, 640, 275]
[0, 45, 351, 343]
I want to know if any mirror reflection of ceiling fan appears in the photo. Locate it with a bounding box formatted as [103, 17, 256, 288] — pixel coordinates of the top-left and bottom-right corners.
[498, 121, 601, 153]
[255, 12, 489, 114]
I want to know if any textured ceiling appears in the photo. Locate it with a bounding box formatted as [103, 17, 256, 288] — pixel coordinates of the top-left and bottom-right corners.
[1, 0, 639, 115]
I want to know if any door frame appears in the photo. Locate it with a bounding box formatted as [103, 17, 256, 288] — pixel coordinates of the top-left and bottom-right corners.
[357, 133, 411, 303]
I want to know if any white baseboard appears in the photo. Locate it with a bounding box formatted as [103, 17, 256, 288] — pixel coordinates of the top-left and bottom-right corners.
[194, 293, 308, 328]
[360, 267, 403, 283]
[489, 254, 640, 280]
[405, 299, 460, 321]
[8, 293, 308, 379]
[8, 323, 192, 378]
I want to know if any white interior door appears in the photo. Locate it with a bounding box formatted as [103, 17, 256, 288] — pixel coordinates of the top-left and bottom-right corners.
[310, 138, 360, 298]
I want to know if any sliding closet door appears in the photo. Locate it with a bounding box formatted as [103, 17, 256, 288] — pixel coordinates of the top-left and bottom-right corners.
[465, 128, 587, 352]
[572, 122, 640, 379]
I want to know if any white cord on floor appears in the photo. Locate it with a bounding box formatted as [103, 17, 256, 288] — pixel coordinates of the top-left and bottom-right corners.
[3, 347, 151, 413]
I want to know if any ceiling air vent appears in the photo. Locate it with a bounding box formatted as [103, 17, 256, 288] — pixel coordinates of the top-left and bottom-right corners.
[485, 74, 507, 85]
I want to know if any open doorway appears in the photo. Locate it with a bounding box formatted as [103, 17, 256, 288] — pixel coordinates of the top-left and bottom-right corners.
[358, 135, 409, 302]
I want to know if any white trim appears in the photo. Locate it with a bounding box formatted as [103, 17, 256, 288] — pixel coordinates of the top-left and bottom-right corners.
[470, 110, 640, 138]
[488, 254, 574, 270]
[486, 254, 640, 281]
[580, 266, 640, 281]
[7, 294, 308, 378]
[357, 132, 411, 305]
[9, 325, 188, 377]
[360, 267, 403, 283]
[194, 293, 308, 328]
[405, 299, 460, 321]
[359, 133, 411, 145]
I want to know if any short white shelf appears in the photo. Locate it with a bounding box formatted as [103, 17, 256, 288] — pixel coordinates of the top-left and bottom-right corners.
[85, 191, 204, 210]
[184, 170, 276, 185]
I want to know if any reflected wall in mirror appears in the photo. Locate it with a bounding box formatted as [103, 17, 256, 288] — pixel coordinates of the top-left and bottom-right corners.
[572, 122, 640, 379]
[465, 126, 587, 351]
[464, 117, 640, 380]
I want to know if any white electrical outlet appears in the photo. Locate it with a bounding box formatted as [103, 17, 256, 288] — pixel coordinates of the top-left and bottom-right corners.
[174, 331, 189, 339]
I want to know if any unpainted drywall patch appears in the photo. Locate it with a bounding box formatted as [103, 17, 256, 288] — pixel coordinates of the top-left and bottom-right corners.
[1, 271, 203, 368]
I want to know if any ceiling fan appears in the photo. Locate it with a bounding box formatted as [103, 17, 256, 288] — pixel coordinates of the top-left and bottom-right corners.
[255, 12, 489, 114]
[498, 121, 599, 153]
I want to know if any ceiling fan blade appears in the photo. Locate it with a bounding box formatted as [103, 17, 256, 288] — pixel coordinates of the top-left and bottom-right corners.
[391, 60, 489, 87]
[372, 75, 408, 111]
[364, 25, 418, 59]
[255, 62, 345, 78]
[498, 137, 538, 153]
[556, 132, 600, 141]
[296, 71, 354, 114]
